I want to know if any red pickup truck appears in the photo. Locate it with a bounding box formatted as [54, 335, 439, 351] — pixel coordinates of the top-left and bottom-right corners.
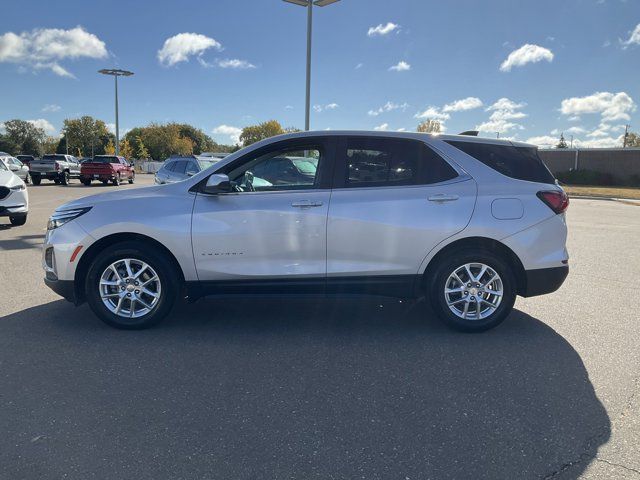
[80, 156, 135, 186]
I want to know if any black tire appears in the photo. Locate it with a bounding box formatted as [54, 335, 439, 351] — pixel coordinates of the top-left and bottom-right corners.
[82, 179, 92, 186]
[9, 215, 27, 226]
[428, 249, 516, 332]
[60, 171, 70, 185]
[85, 241, 179, 329]
[101, 180, 109, 185]
[128, 172, 135, 184]
[24, 173, 31, 184]
[53, 178, 60, 184]
[31, 176, 41, 185]
[113, 174, 120, 186]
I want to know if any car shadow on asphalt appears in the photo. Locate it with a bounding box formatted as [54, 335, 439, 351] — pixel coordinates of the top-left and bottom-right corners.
[0, 299, 610, 480]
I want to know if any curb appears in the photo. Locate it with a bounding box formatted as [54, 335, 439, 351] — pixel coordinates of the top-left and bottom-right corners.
[569, 195, 640, 205]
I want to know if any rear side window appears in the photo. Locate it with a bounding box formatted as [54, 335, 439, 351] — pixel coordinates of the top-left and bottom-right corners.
[343, 137, 458, 187]
[446, 141, 555, 184]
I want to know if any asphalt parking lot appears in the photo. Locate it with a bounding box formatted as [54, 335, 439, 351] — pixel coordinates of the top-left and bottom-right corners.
[0, 176, 639, 479]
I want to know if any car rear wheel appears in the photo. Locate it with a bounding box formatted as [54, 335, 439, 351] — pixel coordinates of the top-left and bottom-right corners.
[9, 215, 27, 226]
[429, 250, 516, 332]
[24, 173, 31, 184]
[82, 179, 91, 186]
[128, 172, 135, 184]
[85, 242, 179, 329]
[113, 174, 120, 186]
[31, 176, 41, 185]
[60, 171, 70, 185]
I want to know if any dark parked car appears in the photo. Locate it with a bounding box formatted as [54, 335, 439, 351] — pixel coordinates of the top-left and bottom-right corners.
[154, 155, 221, 184]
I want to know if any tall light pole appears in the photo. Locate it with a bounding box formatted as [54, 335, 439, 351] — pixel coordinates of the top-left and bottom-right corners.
[283, 0, 340, 131]
[98, 69, 134, 155]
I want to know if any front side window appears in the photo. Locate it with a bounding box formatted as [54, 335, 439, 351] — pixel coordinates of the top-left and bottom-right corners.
[228, 145, 323, 192]
[185, 161, 199, 175]
[343, 137, 458, 187]
[172, 161, 188, 174]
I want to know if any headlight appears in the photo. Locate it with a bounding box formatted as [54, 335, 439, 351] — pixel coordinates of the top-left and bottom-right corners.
[47, 207, 92, 230]
[10, 184, 25, 191]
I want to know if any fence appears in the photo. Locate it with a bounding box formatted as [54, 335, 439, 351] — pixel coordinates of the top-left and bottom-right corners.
[134, 160, 164, 174]
[538, 148, 640, 183]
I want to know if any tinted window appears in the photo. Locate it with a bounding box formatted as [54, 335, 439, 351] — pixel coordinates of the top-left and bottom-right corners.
[42, 154, 66, 163]
[344, 138, 457, 187]
[445, 141, 555, 184]
[172, 160, 188, 174]
[228, 146, 322, 191]
[91, 156, 119, 164]
[162, 161, 174, 172]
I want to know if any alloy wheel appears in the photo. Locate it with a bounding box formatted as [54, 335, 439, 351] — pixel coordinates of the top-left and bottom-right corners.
[99, 258, 162, 319]
[444, 263, 504, 320]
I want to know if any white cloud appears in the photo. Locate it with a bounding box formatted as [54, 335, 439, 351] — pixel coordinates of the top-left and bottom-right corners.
[157, 33, 222, 66]
[212, 124, 242, 144]
[373, 123, 389, 131]
[367, 22, 400, 37]
[27, 118, 55, 134]
[476, 97, 527, 134]
[368, 101, 409, 116]
[566, 126, 587, 135]
[313, 103, 339, 113]
[217, 58, 256, 69]
[525, 135, 559, 148]
[285, 105, 294, 110]
[574, 135, 624, 148]
[414, 106, 450, 122]
[560, 91, 636, 122]
[0, 26, 107, 77]
[42, 104, 61, 112]
[389, 61, 411, 71]
[442, 97, 483, 113]
[500, 44, 554, 72]
[621, 23, 640, 47]
[355, 63, 363, 69]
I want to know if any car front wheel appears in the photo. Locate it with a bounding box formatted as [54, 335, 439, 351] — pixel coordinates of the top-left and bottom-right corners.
[85, 242, 179, 329]
[429, 250, 516, 332]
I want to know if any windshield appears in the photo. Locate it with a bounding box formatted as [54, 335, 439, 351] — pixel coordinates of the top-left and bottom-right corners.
[91, 157, 120, 164]
[42, 154, 66, 163]
[197, 158, 220, 170]
[291, 157, 318, 175]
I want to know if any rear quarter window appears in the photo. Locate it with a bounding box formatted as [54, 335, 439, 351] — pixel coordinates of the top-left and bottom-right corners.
[445, 141, 555, 184]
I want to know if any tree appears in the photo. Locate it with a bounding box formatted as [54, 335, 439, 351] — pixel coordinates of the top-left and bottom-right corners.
[3, 119, 46, 155]
[42, 136, 60, 155]
[60, 116, 114, 157]
[240, 120, 284, 146]
[123, 123, 194, 160]
[105, 139, 116, 155]
[176, 124, 217, 154]
[416, 119, 442, 134]
[556, 133, 568, 149]
[0, 134, 19, 155]
[625, 132, 640, 147]
[136, 136, 150, 160]
[119, 138, 134, 159]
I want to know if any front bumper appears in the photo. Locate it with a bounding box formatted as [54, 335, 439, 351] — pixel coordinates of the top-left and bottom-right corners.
[44, 277, 77, 304]
[522, 265, 569, 297]
[0, 189, 28, 216]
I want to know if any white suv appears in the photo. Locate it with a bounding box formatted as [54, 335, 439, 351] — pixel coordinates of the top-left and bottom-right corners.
[43, 132, 569, 331]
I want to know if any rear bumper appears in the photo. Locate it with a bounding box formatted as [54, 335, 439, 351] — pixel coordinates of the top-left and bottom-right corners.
[31, 171, 62, 179]
[522, 265, 569, 297]
[44, 277, 77, 304]
[81, 174, 115, 181]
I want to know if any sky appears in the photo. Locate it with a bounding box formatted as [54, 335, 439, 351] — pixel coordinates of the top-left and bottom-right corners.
[0, 0, 639, 148]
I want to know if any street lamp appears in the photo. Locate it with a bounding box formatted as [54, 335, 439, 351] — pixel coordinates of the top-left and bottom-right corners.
[98, 69, 134, 155]
[282, 0, 340, 131]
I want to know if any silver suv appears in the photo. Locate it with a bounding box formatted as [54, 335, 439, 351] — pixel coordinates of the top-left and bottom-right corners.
[43, 131, 569, 331]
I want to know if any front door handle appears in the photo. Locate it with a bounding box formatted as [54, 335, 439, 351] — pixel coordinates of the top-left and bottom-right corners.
[428, 194, 459, 203]
[291, 200, 323, 208]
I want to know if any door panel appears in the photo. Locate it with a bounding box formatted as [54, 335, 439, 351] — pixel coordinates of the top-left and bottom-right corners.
[327, 180, 476, 276]
[192, 191, 330, 280]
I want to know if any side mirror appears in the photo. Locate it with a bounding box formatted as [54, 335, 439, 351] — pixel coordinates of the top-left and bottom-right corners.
[203, 173, 231, 194]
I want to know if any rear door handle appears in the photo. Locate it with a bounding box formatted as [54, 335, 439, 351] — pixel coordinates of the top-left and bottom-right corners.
[428, 194, 459, 203]
[291, 200, 324, 208]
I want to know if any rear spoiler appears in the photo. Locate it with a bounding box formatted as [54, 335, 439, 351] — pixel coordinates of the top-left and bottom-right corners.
[458, 130, 479, 136]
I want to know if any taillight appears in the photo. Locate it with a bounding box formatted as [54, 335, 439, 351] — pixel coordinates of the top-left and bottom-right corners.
[537, 190, 569, 214]
[55, 162, 60, 171]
